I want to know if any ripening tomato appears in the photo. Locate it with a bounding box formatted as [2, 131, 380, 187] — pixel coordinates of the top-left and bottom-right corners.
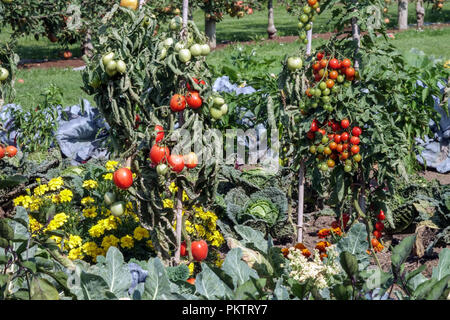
[351, 145, 360, 154]
[336, 144, 344, 153]
[329, 58, 339, 69]
[180, 241, 187, 256]
[170, 94, 186, 112]
[341, 58, 351, 68]
[345, 67, 356, 77]
[187, 278, 196, 285]
[326, 79, 335, 88]
[352, 126, 362, 137]
[63, 51, 72, 59]
[341, 119, 350, 129]
[375, 222, 384, 231]
[312, 62, 321, 71]
[373, 230, 382, 239]
[318, 128, 326, 136]
[168, 154, 185, 173]
[327, 159, 335, 168]
[378, 210, 386, 221]
[120, 0, 138, 10]
[320, 59, 328, 69]
[339, 151, 349, 160]
[113, 168, 133, 189]
[342, 143, 349, 151]
[350, 136, 360, 145]
[328, 70, 338, 80]
[341, 132, 349, 142]
[353, 153, 362, 162]
[318, 68, 328, 78]
[371, 238, 380, 247]
[346, 75, 355, 81]
[184, 152, 198, 169]
[150, 144, 170, 164]
[5, 145, 17, 157]
[306, 88, 313, 97]
[0, 147, 4, 159]
[329, 141, 337, 150]
[191, 240, 208, 261]
[317, 52, 324, 61]
[186, 91, 202, 109]
[155, 125, 164, 143]
[308, 0, 317, 6]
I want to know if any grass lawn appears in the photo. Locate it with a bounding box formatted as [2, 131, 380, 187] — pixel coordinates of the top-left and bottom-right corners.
[2, 2, 450, 110]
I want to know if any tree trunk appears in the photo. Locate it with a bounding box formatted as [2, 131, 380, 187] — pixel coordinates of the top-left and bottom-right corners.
[267, 0, 277, 39]
[416, 0, 425, 30]
[205, 15, 217, 49]
[398, 0, 409, 30]
[306, 28, 312, 56]
[81, 29, 94, 59]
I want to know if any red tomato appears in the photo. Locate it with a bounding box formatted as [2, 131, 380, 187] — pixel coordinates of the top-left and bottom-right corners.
[371, 238, 380, 247]
[170, 94, 186, 112]
[350, 136, 360, 145]
[331, 122, 340, 132]
[5, 146, 17, 157]
[318, 128, 326, 136]
[341, 58, 351, 68]
[341, 119, 350, 129]
[339, 151, 349, 160]
[341, 132, 349, 142]
[168, 154, 185, 173]
[311, 120, 319, 132]
[326, 79, 335, 88]
[378, 210, 386, 221]
[336, 144, 344, 153]
[191, 240, 208, 261]
[155, 125, 164, 143]
[375, 222, 384, 231]
[352, 126, 362, 137]
[306, 88, 312, 97]
[180, 241, 187, 256]
[329, 141, 337, 150]
[63, 51, 72, 59]
[312, 62, 321, 71]
[187, 278, 196, 285]
[186, 78, 206, 91]
[113, 168, 133, 189]
[186, 91, 203, 109]
[345, 67, 356, 77]
[150, 144, 170, 164]
[0, 147, 4, 159]
[183, 152, 198, 169]
[342, 143, 349, 151]
[373, 230, 382, 239]
[329, 58, 339, 69]
[317, 52, 324, 61]
[320, 59, 328, 69]
[334, 134, 341, 144]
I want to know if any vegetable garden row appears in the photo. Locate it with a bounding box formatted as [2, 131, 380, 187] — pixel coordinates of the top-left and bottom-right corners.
[0, 0, 449, 301]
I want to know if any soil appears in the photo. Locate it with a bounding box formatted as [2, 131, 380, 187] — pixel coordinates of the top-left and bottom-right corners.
[18, 58, 85, 70]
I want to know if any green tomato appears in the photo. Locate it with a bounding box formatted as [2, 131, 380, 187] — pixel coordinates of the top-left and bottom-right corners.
[337, 75, 345, 83]
[322, 88, 331, 96]
[344, 165, 352, 173]
[0, 68, 9, 81]
[156, 163, 169, 175]
[305, 23, 312, 31]
[317, 144, 324, 153]
[323, 104, 333, 111]
[321, 96, 331, 103]
[303, 6, 312, 14]
[169, 16, 182, 30]
[116, 60, 126, 74]
[104, 192, 116, 206]
[313, 2, 319, 9]
[321, 136, 329, 144]
[287, 57, 303, 71]
[200, 44, 211, 56]
[311, 102, 318, 108]
[163, 37, 174, 47]
[105, 60, 118, 77]
[344, 81, 352, 87]
[309, 145, 317, 154]
[159, 47, 168, 59]
[303, 38, 308, 44]
[213, 96, 225, 107]
[314, 89, 322, 97]
[320, 163, 328, 171]
[297, 22, 304, 29]
[210, 107, 223, 120]
[345, 159, 352, 166]
[190, 44, 203, 56]
[110, 201, 125, 217]
[174, 42, 185, 52]
[102, 52, 115, 67]
[353, 154, 362, 162]
[178, 48, 192, 62]
[300, 14, 309, 23]
[319, 82, 327, 90]
[299, 33, 306, 40]
[220, 103, 228, 115]
[332, 85, 339, 93]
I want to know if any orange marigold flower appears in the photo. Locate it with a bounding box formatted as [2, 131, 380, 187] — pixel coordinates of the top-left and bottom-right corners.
[375, 243, 384, 252]
[315, 241, 331, 252]
[317, 228, 331, 239]
[320, 253, 328, 260]
[281, 248, 289, 258]
[331, 227, 343, 236]
[301, 249, 311, 258]
[366, 249, 372, 255]
[294, 242, 307, 250]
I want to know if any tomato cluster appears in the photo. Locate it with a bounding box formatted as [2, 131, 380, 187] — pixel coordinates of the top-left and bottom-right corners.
[296, 0, 321, 44]
[101, 52, 127, 77]
[304, 53, 358, 113]
[432, 0, 445, 10]
[149, 125, 199, 174]
[0, 145, 18, 159]
[225, 1, 254, 18]
[170, 78, 206, 112]
[307, 118, 362, 173]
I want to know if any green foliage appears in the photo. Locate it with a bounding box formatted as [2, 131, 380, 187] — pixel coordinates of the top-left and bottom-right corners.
[0, 39, 18, 103]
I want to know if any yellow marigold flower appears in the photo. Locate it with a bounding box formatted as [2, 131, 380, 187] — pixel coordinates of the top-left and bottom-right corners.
[88, 224, 105, 238]
[103, 173, 113, 181]
[19, 195, 33, 209]
[49, 235, 62, 244]
[13, 195, 24, 207]
[101, 215, 120, 231]
[29, 196, 43, 212]
[209, 230, 225, 247]
[36, 178, 41, 184]
[48, 177, 64, 191]
[44, 213, 68, 232]
[163, 199, 174, 209]
[33, 184, 49, 196]
[68, 235, 82, 249]
[28, 215, 43, 234]
[59, 189, 73, 203]
[83, 206, 98, 218]
[105, 160, 119, 172]
[82, 179, 98, 189]
[81, 196, 95, 205]
[68, 247, 84, 260]
[194, 224, 206, 237]
[101, 234, 119, 250]
[146, 240, 154, 249]
[188, 262, 194, 275]
[215, 252, 224, 268]
[82, 242, 99, 257]
[133, 226, 150, 241]
[120, 235, 134, 249]
[182, 190, 189, 201]
[185, 220, 194, 234]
